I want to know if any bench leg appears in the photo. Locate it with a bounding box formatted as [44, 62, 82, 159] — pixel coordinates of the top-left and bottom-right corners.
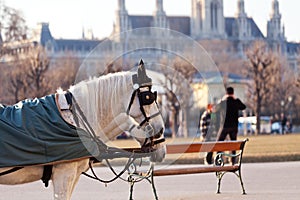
[216, 172, 223, 194]
[217, 178, 222, 194]
[216, 170, 246, 195]
[127, 172, 159, 200]
[151, 170, 159, 200]
[231, 169, 246, 195]
[129, 179, 135, 200]
[238, 169, 247, 195]
[129, 183, 134, 200]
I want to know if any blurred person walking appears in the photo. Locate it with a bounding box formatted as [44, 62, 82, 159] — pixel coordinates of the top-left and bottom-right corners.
[280, 113, 287, 134]
[199, 104, 215, 164]
[215, 87, 246, 164]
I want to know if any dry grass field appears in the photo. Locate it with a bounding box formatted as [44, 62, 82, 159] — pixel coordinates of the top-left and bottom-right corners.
[238, 134, 300, 162]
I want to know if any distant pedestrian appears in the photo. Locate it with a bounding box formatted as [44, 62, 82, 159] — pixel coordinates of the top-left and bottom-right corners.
[215, 87, 246, 164]
[199, 104, 214, 164]
[280, 113, 287, 134]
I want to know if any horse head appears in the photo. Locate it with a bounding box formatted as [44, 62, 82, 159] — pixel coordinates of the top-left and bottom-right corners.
[69, 60, 166, 162]
[125, 60, 166, 162]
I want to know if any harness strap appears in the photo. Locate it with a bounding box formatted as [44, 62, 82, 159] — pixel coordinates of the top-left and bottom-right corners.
[126, 90, 137, 115]
[0, 167, 23, 176]
[65, 92, 73, 109]
[138, 112, 161, 128]
[41, 165, 53, 187]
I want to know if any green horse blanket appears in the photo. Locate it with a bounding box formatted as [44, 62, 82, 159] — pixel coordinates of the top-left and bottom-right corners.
[0, 95, 96, 167]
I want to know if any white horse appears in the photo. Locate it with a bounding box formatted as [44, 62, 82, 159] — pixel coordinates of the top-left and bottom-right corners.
[0, 62, 165, 200]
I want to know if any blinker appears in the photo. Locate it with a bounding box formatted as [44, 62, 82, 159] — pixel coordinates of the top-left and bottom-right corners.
[138, 91, 157, 106]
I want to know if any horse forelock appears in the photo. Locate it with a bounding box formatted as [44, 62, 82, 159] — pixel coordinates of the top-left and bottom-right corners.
[69, 71, 133, 138]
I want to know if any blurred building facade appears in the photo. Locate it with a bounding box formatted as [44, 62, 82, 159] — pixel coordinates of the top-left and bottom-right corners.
[1, 0, 299, 70]
[111, 0, 298, 70]
[0, 0, 299, 109]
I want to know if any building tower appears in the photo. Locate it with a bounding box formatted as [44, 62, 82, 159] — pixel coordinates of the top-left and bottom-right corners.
[236, 0, 250, 40]
[267, 0, 285, 53]
[191, 0, 226, 39]
[267, 0, 284, 40]
[114, 0, 130, 34]
[153, 0, 168, 29]
[191, 0, 202, 38]
[235, 0, 251, 53]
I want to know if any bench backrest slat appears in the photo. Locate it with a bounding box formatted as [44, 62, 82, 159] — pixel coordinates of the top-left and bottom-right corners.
[166, 140, 246, 154]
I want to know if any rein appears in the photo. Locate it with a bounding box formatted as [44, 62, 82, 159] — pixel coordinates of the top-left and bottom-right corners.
[82, 156, 137, 185]
[69, 93, 157, 186]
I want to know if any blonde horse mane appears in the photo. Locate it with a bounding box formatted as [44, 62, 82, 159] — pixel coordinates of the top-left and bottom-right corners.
[69, 71, 133, 141]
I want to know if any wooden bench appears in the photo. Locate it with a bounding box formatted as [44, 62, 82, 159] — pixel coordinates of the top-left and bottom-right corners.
[152, 139, 249, 195]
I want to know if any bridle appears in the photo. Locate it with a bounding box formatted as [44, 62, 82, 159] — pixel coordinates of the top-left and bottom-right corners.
[126, 85, 160, 131]
[126, 84, 165, 150]
[126, 65, 165, 150]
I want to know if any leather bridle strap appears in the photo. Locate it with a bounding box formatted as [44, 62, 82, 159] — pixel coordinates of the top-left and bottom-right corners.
[126, 90, 137, 115]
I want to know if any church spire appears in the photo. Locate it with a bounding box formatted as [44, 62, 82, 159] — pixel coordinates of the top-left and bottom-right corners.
[267, 0, 284, 41]
[114, 0, 129, 34]
[155, 0, 164, 13]
[271, 0, 280, 17]
[267, 0, 285, 54]
[153, 0, 168, 28]
[118, 0, 126, 11]
[82, 26, 85, 39]
[235, 0, 250, 42]
[236, 0, 246, 17]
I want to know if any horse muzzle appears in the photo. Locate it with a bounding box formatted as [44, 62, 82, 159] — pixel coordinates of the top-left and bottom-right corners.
[141, 127, 166, 162]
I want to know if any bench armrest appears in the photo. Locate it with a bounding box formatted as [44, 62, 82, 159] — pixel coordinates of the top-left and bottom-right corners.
[214, 152, 242, 166]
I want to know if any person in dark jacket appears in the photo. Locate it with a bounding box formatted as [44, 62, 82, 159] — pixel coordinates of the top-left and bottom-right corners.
[216, 87, 246, 164]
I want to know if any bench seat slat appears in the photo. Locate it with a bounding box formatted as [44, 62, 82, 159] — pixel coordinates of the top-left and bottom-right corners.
[166, 141, 244, 154]
[153, 165, 239, 176]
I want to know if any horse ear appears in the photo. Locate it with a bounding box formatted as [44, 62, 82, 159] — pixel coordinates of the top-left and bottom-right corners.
[137, 59, 152, 86]
[139, 59, 144, 66]
[137, 59, 146, 77]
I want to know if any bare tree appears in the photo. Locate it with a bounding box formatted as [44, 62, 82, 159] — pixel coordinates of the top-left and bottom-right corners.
[199, 39, 244, 75]
[26, 46, 50, 97]
[270, 58, 297, 115]
[102, 59, 123, 75]
[0, 3, 29, 103]
[48, 53, 81, 90]
[0, 3, 28, 43]
[245, 41, 276, 135]
[160, 57, 196, 138]
[8, 64, 28, 102]
[5, 45, 51, 102]
[295, 74, 300, 122]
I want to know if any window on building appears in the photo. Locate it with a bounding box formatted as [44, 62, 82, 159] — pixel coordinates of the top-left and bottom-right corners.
[210, 1, 219, 30]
